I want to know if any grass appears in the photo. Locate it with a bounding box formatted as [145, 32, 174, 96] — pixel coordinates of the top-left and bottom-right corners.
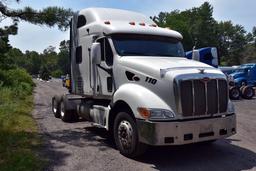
[0, 87, 45, 171]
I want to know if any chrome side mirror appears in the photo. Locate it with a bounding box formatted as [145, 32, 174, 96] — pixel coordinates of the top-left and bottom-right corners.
[192, 49, 200, 61]
[91, 43, 101, 65]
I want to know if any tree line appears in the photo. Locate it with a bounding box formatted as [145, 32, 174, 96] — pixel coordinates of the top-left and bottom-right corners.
[6, 40, 70, 79]
[0, 0, 73, 82]
[1, 1, 256, 81]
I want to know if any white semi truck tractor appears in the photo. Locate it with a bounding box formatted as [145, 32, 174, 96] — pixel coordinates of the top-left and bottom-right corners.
[52, 8, 236, 157]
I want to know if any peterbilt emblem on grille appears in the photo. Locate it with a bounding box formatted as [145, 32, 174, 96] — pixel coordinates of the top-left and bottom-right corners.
[198, 69, 205, 74]
[201, 77, 210, 83]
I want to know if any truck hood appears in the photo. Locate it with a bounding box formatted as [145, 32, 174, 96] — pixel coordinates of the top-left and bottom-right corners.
[230, 72, 245, 79]
[119, 56, 221, 78]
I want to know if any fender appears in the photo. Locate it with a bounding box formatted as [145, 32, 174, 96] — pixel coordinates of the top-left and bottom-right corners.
[234, 77, 246, 84]
[113, 83, 173, 119]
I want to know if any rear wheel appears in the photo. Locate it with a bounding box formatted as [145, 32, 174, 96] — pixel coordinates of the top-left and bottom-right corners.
[52, 95, 61, 118]
[60, 97, 78, 122]
[114, 112, 147, 158]
[241, 86, 255, 99]
[229, 86, 240, 100]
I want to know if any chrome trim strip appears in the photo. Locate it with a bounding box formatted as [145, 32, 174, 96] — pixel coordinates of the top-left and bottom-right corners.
[205, 81, 208, 115]
[192, 80, 195, 116]
[174, 80, 182, 114]
[216, 79, 220, 113]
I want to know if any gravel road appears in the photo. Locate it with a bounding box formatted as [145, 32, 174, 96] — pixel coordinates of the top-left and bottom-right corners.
[32, 79, 256, 171]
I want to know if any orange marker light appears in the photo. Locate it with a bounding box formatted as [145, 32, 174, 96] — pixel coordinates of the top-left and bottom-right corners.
[150, 24, 157, 27]
[129, 22, 136, 26]
[137, 107, 151, 119]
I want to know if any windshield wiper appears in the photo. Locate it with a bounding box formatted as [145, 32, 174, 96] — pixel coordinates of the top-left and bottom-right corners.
[121, 51, 146, 56]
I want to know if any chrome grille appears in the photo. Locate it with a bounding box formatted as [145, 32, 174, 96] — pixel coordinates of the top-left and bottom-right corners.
[177, 79, 228, 117]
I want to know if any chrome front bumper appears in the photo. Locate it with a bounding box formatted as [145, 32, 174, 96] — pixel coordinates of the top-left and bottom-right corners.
[136, 114, 236, 146]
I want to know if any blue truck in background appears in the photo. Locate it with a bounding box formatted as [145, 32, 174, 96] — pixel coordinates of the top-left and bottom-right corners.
[186, 47, 218, 68]
[186, 47, 255, 100]
[229, 63, 256, 87]
[228, 63, 256, 100]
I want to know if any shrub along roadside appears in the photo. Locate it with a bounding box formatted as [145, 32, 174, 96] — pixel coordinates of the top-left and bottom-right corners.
[0, 68, 45, 171]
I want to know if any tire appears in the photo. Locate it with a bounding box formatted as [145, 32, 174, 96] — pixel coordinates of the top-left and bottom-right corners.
[60, 96, 78, 122]
[113, 111, 147, 158]
[241, 86, 255, 99]
[229, 86, 240, 100]
[52, 95, 61, 118]
[239, 86, 246, 96]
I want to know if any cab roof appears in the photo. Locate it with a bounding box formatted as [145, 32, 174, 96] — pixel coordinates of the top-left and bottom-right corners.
[78, 8, 183, 40]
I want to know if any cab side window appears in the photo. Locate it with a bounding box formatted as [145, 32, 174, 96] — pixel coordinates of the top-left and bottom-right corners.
[76, 46, 82, 64]
[77, 15, 86, 28]
[97, 38, 113, 66]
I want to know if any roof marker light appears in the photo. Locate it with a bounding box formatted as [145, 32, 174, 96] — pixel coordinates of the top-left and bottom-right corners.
[129, 22, 136, 26]
[104, 21, 111, 25]
[150, 24, 157, 27]
[139, 23, 145, 26]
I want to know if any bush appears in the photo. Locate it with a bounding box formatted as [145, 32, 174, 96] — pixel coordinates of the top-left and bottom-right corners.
[51, 69, 62, 78]
[6, 68, 34, 87]
[0, 87, 12, 105]
[13, 82, 34, 97]
[0, 68, 34, 97]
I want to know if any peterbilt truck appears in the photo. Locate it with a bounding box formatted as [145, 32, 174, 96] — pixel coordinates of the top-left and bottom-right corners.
[52, 8, 236, 157]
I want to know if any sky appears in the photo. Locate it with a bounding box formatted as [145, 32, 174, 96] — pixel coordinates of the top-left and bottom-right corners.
[2, 0, 256, 53]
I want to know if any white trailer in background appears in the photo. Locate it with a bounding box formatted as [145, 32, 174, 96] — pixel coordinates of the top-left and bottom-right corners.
[52, 8, 236, 157]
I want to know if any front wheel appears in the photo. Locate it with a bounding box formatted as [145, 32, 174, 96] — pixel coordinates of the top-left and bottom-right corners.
[229, 86, 240, 100]
[113, 112, 147, 158]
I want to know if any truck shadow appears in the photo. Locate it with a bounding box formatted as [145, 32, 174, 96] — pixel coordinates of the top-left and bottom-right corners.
[43, 125, 256, 171]
[137, 139, 256, 171]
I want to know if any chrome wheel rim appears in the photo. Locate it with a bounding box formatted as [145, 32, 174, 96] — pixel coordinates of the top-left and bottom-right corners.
[60, 102, 65, 117]
[53, 99, 57, 113]
[118, 120, 133, 150]
[232, 89, 239, 98]
[246, 88, 253, 97]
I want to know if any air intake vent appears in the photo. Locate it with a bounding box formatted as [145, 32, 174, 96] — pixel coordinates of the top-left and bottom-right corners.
[125, 71, 135, 81]
[77, 76, 84, 94]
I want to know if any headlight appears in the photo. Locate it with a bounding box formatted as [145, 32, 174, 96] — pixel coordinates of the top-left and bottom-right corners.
[227, 100, 235, 114]
[138, 107, 175, 121]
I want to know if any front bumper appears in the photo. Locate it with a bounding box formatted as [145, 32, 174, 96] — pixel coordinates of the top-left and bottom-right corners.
[136, 114, 236, 146]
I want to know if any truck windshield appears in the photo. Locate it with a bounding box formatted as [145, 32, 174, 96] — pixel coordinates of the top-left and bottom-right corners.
[235, 68, 249, 73]
[111, 34, 185, 57]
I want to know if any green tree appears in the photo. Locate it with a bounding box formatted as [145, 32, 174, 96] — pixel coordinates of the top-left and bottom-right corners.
[217, 21, 247, 65]
[58, 40, 70, 75]
[6, 48, 24, 67]
[42, 46, 58, 73]
[153, 2, 249, 65]
[0, 23, 17, 69]
[153, 2, 218, 51]
[0, 0, 73, 70]
[25, 51, 42, 74]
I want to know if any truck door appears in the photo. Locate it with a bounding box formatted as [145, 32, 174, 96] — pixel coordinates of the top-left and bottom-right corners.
[78, 35, 94, 95]
[94, 37, 114, 97]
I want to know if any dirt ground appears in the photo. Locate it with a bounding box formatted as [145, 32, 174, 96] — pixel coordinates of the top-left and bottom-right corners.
[32, 79, 256, 171]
